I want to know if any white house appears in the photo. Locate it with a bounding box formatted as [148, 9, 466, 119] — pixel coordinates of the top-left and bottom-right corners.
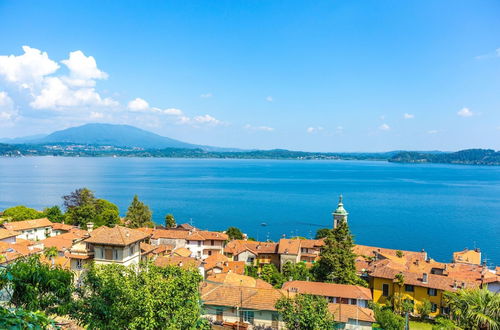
[3, 218, 53, 241]
[0, 229, 19, 244]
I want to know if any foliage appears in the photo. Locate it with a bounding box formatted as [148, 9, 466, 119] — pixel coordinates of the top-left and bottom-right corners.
[396, 250, 404, 258]
[245, 265, 258, 278]
[313, 218, 367, 286]
[275, 294, 336, 330]
[401, 299, 414, 314]
[226, 226, 244, 240]
[125, 195, 153, 228]
[43, 247, 58, 263]
[416, 299, 432, 320]
[282, 261, 314, 282]
[372, 303, 405, 330]
[394, 273, 405, 286]
[315, 228, 331, 239]
[260, 264, 285, 288]
[432, 317, 462, 330]
[43, 205, 64, 223]
[71, 262, 207, 329]
[444, 288, 500, 330]
[0, 306, 56, 329]
[63, 188, 120, 228]
[0, 256, 74, 315]
[165, 213, 176, 228]
[390, 149, 500, 166]
[2, 205, 41, 221]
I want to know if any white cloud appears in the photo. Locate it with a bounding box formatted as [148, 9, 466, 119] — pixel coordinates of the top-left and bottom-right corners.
[61, 50, 108, 87]
[379, 123, 390, 131]
[128, 97, 149, 111]
[266, 96, 273, 102]
[193, 114, 224, 126]
[161, 108, 183, 116]
[90, 111, 105, 119]
[0, 46, 59, 86]
[427, 130, 439, 134]
[457, 107, 474, 117]
[0, 91, 19, 124]
[244, 124, 274, 132]
[404, 113, 414, 119]
[200, 93, 213, 98]
[307, 126, 324, 134]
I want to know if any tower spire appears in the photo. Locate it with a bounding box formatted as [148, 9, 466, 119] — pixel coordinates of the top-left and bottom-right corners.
[333, 194, 348, 229]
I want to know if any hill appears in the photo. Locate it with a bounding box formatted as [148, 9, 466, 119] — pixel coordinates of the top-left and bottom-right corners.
[389, 149, 500, 165]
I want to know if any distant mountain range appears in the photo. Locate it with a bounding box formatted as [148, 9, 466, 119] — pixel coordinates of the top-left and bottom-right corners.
[0, 123, 238, 152]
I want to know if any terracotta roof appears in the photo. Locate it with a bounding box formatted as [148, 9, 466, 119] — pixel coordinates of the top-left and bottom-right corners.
[0, 228, 20, 240]
[0, 241, 41, 264]
[154, 255, 202, 269]
[66, 253, 91, 260]
[136, 227, 155, 236]
[206, 272, 273, 289]
[278, 239, 301, 255]
[84, 226, 148, 246]
[204, 253, 229, 268]
[51, 223, 75, 231]
[173, 247, 192, 257]
[282, 281, 372, 300]
[201, 282, 285, 311]
[39, 235, 75, 252]
[225, 240, 279, 256]
[140, 242, 156, 255]
[152, 244, 174, 254]
[40, 255, 70, 269]
[151, 229, 190, 240]
[453, 248, 481, 265]
[328, 303, 375, 323]
[196, 231, 228, 241]
[3, 218, 53, 231]
[299, 239, 325, 248]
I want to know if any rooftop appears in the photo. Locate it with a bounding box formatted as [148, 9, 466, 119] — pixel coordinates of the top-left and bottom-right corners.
[84, 225, 149, 246]
[3, 218, 53, 231]
[282, 280, 372, 300]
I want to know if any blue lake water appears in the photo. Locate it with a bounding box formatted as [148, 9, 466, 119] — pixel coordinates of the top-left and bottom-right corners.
[0, 157, 498, 265]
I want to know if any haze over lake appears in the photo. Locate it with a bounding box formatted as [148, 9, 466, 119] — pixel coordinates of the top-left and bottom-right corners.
[0, 157, 498, 265]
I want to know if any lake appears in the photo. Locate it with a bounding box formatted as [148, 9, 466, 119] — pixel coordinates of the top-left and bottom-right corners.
[0, 157, 498, 265]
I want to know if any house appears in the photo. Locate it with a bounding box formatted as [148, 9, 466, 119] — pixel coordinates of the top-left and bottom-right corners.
[282, 281, 372, 307]
[224, 240, 280, 269]
[328, 303, 376, 329]
[51, 222, 76, 236]
[0, 229, 20, 243]
[278, 239, 302, 269]
[206, 273, 273, 289]
[3, 218, 53, 241]
[83, 225, 149, 267]
[204, 253, 245, 277]
[0, 240, 41, 264]
[154, 255, 205, 276]
[36, 230, 89, 256]
[201, 281, 285, 329]
[453, 248, 481, 265]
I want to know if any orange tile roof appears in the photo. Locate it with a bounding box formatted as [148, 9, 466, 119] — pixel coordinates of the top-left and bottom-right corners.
[328, 303, 375, 323]
[204, 253, 229, 268]
[152, 244, 174, 254]
[453, 248, 481, 265]
[40, 255, 71, 269]
[154, 255, 202, 269]
[3, 218, 53, 231]
[39, 235, 74, 252]
[173, 247, 192, 257]
[299, 239, 325, 248]
[206, 272, 273, 289]
[196, 231, 228, 241]
[140, 242, 156, 255]
[354, 244, 426, 261]
[282, 281, 372, 300]
[278, 239, 301, 255]
[84, 225, 149, 246]
[224, 240, 279, 255]
[0, 241, 41, 264]
[201, 282, 285, 311]
[0, 228, 20, 240]
[151, 229, 190, 239]
[51, 223, 75, 231]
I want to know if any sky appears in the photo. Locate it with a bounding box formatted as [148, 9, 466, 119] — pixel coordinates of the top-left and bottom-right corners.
[0, 0, 499, 152]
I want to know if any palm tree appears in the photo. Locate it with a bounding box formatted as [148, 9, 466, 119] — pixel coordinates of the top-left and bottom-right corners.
[444, 287, 500, 330]
[43, 247, 58, 266]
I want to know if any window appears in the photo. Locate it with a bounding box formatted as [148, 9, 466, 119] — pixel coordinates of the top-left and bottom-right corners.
[76, 259, 82, 269]
[247, 257, 255, 263]
[113, 249, 119, 260]
[130, 244, 135, 255]
[208, 251, 212, 256]
[382, 284, 389, 296]
[234, 255, 239, 261]
[405, 284, 415, 292]
[242, 311, 254, 324]
[211, 240, 214, 246]
[431, 303, 438, 313]
[428, 288, 437, 296]
[216, 308, 223, 322]
[197, 241, 201, 247]
[350, 299, 357, 305]
[328, 297, 335, 303]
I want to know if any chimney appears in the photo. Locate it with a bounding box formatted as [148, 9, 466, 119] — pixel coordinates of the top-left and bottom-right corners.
[422, 273, 428, 284]
[87, 222, 94, 232]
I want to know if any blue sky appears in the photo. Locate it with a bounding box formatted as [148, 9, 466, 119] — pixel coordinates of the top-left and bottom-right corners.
[0, 0, 499, 151]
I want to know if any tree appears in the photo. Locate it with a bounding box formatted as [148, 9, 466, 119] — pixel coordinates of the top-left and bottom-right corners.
[432, 317, 462, 330]
[0, 256, 74, 315]
[444, 288, 500, 330]
[0, 307, 56, 329]
[43, 205, 64, 223]
[94, 199, 120, 227]
[2, 205, 41, 221]
[372, 304, 405, 330]
[245, 265, 258, 278]
[63, 188, 120, 228]
[260, 264, 285, 288]
[416, 299, 432, 320]
[63, 187, 96, 210]
[125, 195, 153, 228]
[313, 219, 367, 286]
[43, 247, 58, 266]
[275, 294, 336, 330]
[282, 261, 313, 282]
[165, 214, 176, 228]
[71, 262, 208, 329]
[315, 228, 331, 239]
[226, 226, 244, 240]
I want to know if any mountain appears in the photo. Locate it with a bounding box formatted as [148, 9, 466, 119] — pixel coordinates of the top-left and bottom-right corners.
[0, 134, 47, 144]
[16, 123, 207, 150]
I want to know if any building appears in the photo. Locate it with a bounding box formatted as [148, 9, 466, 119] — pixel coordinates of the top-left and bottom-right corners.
[224, 240, 280, 269]
[3, 218, 53, 241]
[282, 280, 372, 307]
[0, 229, 20, 244]
[453, 248, 481, 265]
[328, 303, 376, 330]
[83, 225, 149, 267]
[333, 195, 348, 229]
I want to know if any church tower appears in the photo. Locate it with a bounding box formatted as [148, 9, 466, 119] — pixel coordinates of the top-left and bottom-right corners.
[333, 194, 348, 229]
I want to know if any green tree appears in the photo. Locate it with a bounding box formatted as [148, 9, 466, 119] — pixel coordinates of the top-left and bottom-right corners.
[315, 228, 331, 239]
[165, 214, 176, 228]
[432, 317, 462, 330]
[282, 261, 313, 281]
[94, 199, 120, 227]
[0, 307, 56, 329]
[416, 299, 432, 320]
[43, 205, 64, 223]
[245, 265, 258, 278]
[2, 205, 41, 221]
[260, 264, 285, 288]
[275, 294, 336, 330]
[372, 304, 405, 330]
[0, 256, 74, 315]
[63, 188, 120, 228]
[71, 262, 208, 329]
[125, 195, 153, 228]
[226, 226, 244, 240]
[313, 219, 367, 286]
[63, 187, 96, 210]
[43, 247, 58, 266]
[444, 288, 500, 330]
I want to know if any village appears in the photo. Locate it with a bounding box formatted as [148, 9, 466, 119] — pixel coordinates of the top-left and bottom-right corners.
[0, 194, 498, 329]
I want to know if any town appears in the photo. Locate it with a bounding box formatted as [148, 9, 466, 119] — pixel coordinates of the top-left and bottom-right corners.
[0, 189, 498, 329]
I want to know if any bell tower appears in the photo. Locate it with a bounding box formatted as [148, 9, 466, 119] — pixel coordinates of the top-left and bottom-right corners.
[333, 194, 348, 229]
